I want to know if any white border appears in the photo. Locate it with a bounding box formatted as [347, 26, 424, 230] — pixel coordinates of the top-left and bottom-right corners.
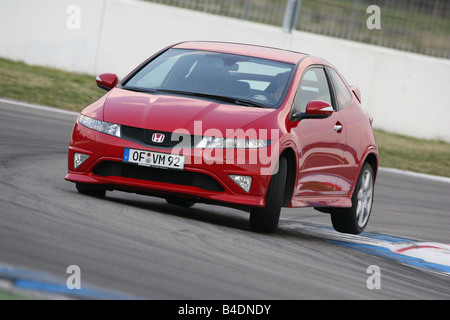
[379, 167, 450, 185]
[0, 97, 79, 116]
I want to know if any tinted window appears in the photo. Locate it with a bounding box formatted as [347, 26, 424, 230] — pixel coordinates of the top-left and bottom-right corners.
[124, 48, 294, 108]
[293, 67, 332, 114]
[328, 68, 352, 109]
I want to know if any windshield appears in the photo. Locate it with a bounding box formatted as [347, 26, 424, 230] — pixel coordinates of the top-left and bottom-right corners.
[123, 48, 295, 108]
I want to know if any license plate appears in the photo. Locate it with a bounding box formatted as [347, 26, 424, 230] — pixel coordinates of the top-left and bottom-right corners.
[123, 148, 185, 170]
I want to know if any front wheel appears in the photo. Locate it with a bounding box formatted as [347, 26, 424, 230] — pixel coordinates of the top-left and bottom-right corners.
[249, 157, 287, 233]
[331, 163, 374, 234]
[75, 183, 106, 198]
[165, 197, 195, 208]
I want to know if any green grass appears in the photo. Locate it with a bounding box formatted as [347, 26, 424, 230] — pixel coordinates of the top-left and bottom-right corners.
[1, 57, 449, 178]
[0, 290, 33, 300]
[374, 130, 450, 177]
[0, 57, 104, 111]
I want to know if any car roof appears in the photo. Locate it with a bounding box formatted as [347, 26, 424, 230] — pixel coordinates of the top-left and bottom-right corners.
[172, 41, 309, 64]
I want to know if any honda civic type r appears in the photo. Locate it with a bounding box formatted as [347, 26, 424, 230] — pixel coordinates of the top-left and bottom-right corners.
[65, 41, 378, 234]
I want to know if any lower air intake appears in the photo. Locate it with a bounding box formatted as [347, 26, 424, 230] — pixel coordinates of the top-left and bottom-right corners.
[93, 161, 224, 192]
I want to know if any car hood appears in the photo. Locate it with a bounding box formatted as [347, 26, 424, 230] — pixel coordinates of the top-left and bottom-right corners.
[100, 88, 275, 135]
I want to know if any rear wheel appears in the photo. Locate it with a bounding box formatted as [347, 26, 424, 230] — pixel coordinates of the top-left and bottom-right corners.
[249, 157, 287, 233]
[75, 183, 106, 198]
[331, 163, 374, 234]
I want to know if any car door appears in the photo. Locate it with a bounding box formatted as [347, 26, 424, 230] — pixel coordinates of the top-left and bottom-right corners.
[326, 66, 363, 196]
[289, 66, 347, 199]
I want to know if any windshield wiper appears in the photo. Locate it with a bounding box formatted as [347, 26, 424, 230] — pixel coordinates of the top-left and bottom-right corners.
[122, 87, 269, 108]
[154, 89, 198, 97]
[231, 97, 269, 109]
[122, 86, 157, 93]
[155, 89, 269, 108]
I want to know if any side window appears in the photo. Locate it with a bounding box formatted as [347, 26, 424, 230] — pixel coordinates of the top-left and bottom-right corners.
[293, 67, 332, 114]
[328, 68, 352, 109]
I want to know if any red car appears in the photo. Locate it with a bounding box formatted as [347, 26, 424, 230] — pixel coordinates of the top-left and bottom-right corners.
[65, 41, 378, 234]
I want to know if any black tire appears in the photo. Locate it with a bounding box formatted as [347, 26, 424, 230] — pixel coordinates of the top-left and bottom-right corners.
[249, 157, 287, 233]
[165, 197, 195, 208]
[331, 163, 374, 234]
[76, 183, 106, 198]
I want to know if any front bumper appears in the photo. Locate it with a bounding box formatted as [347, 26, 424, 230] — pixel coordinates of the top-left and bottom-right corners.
[65, 122, 275, 208]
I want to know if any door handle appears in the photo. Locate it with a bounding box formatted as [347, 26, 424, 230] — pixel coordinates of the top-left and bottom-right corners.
[334, 123, 343, 132]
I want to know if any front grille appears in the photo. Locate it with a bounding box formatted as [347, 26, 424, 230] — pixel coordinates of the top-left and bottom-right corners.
[93, 161, 224, 192]
[121, 125, 196, 149]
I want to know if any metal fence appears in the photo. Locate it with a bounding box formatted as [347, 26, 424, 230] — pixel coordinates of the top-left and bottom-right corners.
[143, 0, 450, 59]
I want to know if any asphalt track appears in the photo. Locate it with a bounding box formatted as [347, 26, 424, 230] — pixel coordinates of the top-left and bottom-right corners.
[0, 99, 449, 299]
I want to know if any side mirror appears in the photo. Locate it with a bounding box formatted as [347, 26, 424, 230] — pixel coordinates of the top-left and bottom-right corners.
[96, 73, 118, 91]
[292, 100, 333, 121]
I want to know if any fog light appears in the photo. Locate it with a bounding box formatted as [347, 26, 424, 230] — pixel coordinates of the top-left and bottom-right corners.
[74, 153, 89, 169]
[230, 175, 252, 192]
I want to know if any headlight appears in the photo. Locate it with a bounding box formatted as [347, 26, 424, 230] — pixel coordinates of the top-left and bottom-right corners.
[79, 115, 121, 138]
[196, 136, 269, 149]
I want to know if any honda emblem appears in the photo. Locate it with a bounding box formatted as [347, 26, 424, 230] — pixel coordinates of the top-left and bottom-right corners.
[151, 133, 165, 143]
